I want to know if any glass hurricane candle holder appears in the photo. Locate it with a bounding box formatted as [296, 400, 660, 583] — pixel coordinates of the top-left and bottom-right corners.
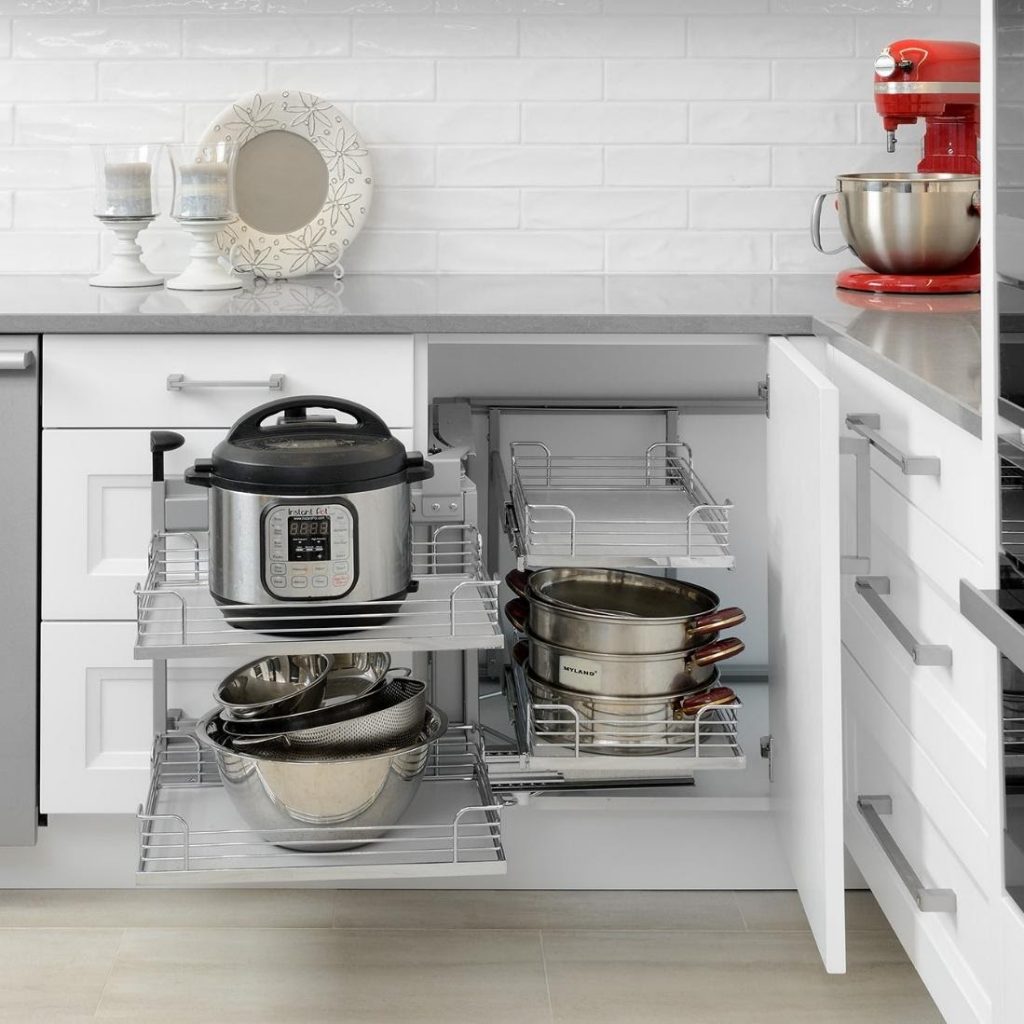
[166, 141, 240, 292]
[90, 144, 163, 289]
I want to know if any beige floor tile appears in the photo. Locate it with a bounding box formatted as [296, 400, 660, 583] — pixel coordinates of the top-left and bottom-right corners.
[332, 889, 745, 931]
[0, 927, 123, 1022]
[0, 888, 336, 928]
[96, 926, 552, 1023]
[735, 889, 889, 932]
[541, 929, 941, 1024]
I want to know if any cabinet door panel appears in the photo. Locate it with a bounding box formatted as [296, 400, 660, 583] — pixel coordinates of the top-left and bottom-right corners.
[766, 336, 846, 973]
[40, 622, 236, 814]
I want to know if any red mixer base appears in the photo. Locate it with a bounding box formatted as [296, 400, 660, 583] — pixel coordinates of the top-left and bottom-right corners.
[836, 267, 980, 294]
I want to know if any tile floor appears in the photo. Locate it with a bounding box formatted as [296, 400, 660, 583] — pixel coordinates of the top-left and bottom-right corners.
[0, 889, 943, 1023]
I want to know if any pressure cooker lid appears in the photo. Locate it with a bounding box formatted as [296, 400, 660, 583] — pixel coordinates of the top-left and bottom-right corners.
[204, 396, 423, 492]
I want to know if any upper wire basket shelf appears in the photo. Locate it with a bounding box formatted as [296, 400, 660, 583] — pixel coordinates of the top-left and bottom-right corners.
[137, 726, 506, 886]
[134, 525, 502, 660]
[506, 442, 733, 571]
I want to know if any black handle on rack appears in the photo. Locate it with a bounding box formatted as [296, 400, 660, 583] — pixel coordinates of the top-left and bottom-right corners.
[227, 395, 392, 443]
[150, 431, 185, 483]
[184, 459, 213, 489]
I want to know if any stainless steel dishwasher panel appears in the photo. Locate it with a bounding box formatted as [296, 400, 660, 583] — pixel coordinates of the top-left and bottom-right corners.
[0, 339, 38, 845]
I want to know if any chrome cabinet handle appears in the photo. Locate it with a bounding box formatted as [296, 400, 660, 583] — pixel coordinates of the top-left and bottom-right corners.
[846, 414, 940, 476]
[839, 435, 870, 574]
[167, 373, 285, 392]
[0, 350, 34, 371]
[857, 796, 957, 913]
[855, 576, 952, 666]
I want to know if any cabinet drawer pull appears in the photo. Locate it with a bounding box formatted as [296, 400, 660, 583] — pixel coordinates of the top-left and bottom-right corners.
[166, 373, 285, 392]
[846, 413, 940, 476]
[839, 434, 870, 574]
[855, 576, 952, 667]
[857, 795, 957, 913]
[0, 350, 34, 371]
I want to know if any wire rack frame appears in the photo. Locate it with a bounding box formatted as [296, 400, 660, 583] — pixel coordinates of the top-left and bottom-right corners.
[509, 441, 732, 564]
[137, 727, 505, 878]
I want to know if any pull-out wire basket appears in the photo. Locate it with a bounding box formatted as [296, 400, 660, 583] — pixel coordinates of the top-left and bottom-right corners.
[507, 442, 733, 570]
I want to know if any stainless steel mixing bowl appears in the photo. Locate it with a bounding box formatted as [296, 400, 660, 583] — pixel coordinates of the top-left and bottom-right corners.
[195, 705, 447, 851]
[811, 173, 980, 275]
[214, 653, 331, 719]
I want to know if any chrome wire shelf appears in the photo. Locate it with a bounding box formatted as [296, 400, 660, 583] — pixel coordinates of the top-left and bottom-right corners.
[1006, 693, 1024, 771]
[137, 726, 507, 886]
[487, 658, 746, 784]
[134, 525, 502, 660]
[506, 442, 733, 570]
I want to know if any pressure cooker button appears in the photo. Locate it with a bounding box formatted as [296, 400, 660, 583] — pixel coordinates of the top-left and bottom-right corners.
[332, 575, 346, 587]
[333, 560, 348, 572]
[312, 576, 329, 588]
[290, 576, 308, 589]
[270, 575, 286, 588]
[270, 562, 286, 574]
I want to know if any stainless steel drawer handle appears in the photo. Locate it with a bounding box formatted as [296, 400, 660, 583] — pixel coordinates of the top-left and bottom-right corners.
[857, 795, 957, 913]
[167, 373, 285, 392]
[0, 350, 34, 371]
[855, 576, 952, 667]
[846, 413, 940, 476]
[839, 434, 870, 575]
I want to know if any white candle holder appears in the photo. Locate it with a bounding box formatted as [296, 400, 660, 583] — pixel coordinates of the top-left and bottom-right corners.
[167, 141, 240, 292]
[166, 219, 240, 292]
[90, 144, 163, 289]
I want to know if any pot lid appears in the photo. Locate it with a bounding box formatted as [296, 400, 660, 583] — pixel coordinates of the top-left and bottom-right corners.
[206, 396, 418, 492]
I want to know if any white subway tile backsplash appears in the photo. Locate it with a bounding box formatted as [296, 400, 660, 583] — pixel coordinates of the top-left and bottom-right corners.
[371, 186, 518, 227]
[691, 102, 856, 144]
[438, 58, 602, 99]
[606, 59, 769, 100]
[688, 15, 855, 56]
[605, 145, 770, 186]
[354, 102, 518, 143]
[352, 15, 517, 56]
[14, 16, 180, 57]
[521, 15, 685, 56]
[99, 59, 264, 100]
[184, 16, 350, 56]
[0, 60, 95, 100]
[522, 102, 686, 143]
[439, 230, 603, 272]
[607, 230, 771, 273]
[523, 188, 688, 229]
[773, 229, 848, 272]
[269, 60, 434, 99]
[0, 2, 981, 275]
[689, 187, 811, 230]
[17, 102, 181, 143]
[439, 145, 603, 185]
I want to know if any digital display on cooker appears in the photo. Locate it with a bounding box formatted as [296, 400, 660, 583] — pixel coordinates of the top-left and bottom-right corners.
[287, 515, 331, 561]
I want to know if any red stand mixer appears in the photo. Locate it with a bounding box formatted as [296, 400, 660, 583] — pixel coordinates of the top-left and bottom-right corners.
[813, 39, 981, 294]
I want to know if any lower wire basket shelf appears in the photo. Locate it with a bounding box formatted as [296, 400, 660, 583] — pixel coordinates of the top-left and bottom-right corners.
[137, 726, 507, 886]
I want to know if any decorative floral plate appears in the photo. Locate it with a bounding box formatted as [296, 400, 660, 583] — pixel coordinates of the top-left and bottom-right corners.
[201, 90, 372, 279]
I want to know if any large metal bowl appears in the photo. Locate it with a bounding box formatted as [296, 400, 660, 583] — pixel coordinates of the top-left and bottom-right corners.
[195, 705, 447, 851]
[812, 173, 980, 275]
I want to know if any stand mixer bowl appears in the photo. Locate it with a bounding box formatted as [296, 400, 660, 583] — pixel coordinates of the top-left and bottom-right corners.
[812, 172, 980, 275]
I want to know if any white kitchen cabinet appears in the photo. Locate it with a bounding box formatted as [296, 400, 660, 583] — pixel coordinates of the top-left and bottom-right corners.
[42, 334, 416, 429]
[40, 621, 237, 814]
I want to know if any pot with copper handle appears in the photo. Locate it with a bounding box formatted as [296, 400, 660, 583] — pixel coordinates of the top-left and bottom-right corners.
[506, 567, 745, 655]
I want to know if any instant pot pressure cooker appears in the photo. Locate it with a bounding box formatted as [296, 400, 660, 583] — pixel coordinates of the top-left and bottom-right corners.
[185, 396, 433, 629]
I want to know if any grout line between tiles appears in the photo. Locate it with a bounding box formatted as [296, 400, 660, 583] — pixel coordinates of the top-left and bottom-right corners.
[538, 929, 556, 1024]
[90, 926, 126, 1021]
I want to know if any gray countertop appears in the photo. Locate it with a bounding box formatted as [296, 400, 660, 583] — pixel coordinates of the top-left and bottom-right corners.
[0, 272, 982, 436]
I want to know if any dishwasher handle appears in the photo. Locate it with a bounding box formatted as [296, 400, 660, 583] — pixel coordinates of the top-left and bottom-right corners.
[0, 350, 35, 372]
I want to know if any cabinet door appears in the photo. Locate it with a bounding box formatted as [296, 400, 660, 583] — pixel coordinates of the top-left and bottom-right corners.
[766, 336, 846, 973]
[40, 621, 235, 814]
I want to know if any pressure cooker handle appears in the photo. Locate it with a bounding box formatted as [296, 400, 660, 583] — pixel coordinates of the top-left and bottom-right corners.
[150, 430, 185, 483]
[184, 459, 214, 489]
[226, 395, 393, 444]
[689, 606, 746, 638]
[687, 637, 745, 670]
[405, 451, 435, 483]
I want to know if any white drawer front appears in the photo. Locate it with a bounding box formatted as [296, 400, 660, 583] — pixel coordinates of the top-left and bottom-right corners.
[844, 654, 994, 1024]
[42, 334, 415, 428]
[829, 345, 984, 559]
[40, 622, 237, 814]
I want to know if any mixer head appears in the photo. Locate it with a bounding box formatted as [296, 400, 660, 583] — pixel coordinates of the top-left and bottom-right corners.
[872, 38, 980, 173]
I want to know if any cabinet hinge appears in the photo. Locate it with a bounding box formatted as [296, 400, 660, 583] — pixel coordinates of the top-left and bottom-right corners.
[760, 734, 773, 783]
[758, 376, 770, 418]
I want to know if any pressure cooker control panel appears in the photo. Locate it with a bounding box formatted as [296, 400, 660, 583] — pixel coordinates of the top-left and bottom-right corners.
[261, 503, 356, 599]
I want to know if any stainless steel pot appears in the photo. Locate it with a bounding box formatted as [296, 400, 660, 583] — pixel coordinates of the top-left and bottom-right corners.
[811, 172, 980, 275]
[215, 653, 331, 719]
[506, 568, 745, 655]
[185, 396, 433, 629]
[196, 705, 447, 851]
